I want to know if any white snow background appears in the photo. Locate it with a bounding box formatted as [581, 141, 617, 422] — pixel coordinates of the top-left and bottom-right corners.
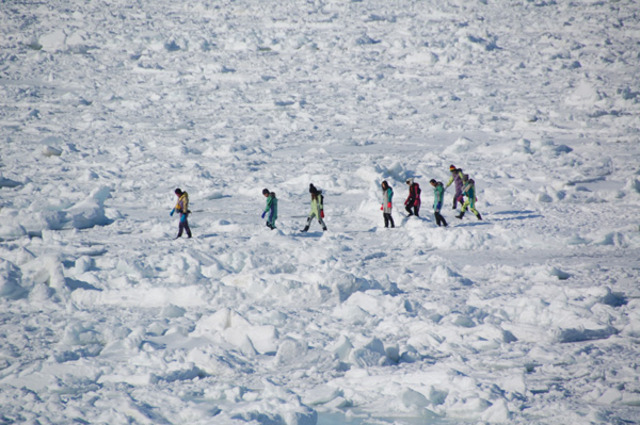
[1, 0, 640, 424]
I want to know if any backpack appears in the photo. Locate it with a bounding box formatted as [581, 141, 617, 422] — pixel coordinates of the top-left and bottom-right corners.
[319, 192, 325, 217]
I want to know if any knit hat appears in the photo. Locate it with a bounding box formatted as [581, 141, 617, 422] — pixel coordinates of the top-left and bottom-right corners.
[309, 184, 318, 194]
[429, 179, 437, 185]
[175, 188, 182, 195]
[262, 188, 270, 195]
[449, 165, 456, 171]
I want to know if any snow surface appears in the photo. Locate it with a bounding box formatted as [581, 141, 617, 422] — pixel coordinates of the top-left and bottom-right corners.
[1, 0, 640, 424]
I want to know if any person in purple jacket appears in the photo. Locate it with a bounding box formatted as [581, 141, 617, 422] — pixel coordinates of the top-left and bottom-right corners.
[445, 165, 465, 210]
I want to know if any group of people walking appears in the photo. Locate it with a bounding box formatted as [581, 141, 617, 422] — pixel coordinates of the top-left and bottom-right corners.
[378, 164, 483, 229]
[169, 164, 482, 238]
[260, 184, 327, 232]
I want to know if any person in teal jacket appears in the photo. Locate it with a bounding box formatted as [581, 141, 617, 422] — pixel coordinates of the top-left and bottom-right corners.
[302, 184, 327, 232]
[381, 180, 395, 228]
[261, 188, 278, 229]
[429, 179, 448, 227]
[456, 175, 482, 220]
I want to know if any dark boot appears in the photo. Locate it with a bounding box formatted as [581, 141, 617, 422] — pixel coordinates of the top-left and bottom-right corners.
[456, 212, 465, 219]
[476, 213, 482, 220]
[435, 212, 448, 227]
[301, 226, 309, 232]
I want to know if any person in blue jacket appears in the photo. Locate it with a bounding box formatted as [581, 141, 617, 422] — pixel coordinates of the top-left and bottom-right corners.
[262, 188, 278, 229]
[381, 180, 395, 228]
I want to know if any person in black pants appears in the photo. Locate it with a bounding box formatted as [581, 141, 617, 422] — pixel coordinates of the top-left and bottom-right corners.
[404, 178, 421, 217]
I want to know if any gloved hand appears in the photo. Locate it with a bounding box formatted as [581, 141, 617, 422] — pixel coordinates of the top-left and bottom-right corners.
[320, 210, 324, 218]
[180, 214, 186, 222]
[261, 211, 266, 219]
[387, 202, 392, 208]
[170, 208, 175, 216]
[380, 205, 383, 211]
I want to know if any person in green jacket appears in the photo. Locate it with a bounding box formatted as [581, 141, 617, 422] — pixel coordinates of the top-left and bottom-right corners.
[429, 179, 448, 227]
[261, 188, 278, 229]
[301, 183, 327, 232]
[456, 175, 482, 220]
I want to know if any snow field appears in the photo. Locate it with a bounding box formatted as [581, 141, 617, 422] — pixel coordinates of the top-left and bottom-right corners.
[2, 0, 640, 424]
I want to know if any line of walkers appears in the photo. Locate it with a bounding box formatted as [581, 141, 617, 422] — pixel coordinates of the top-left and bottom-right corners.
[169, 165, 482, 237]
[378, 164, 482, 229]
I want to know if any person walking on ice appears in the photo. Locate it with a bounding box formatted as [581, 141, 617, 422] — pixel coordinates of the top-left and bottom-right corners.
[445, 165, 465, 210]
[301, 184, 327, 232]
[404, 178, 421, 217]
[261, 188, 278, 229]
[170, 188, 192, 238]
[380, 180, 395, 228]
[456, 174, 483, 220]
[429, 179, 448, 227]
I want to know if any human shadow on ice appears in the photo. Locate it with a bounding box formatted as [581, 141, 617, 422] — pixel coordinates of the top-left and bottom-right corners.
[490, 210, 543, 221]
[453, 221, 491, 228]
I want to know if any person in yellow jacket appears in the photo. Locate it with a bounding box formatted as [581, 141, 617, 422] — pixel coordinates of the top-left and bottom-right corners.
[301, 184, 327, 232]
[170, 188, 192, 238]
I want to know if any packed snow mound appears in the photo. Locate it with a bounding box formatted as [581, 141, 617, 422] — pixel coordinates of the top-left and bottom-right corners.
[443, 137, 475, 155]
[8, 186, 113, 236]
[0, 259, 27, 299]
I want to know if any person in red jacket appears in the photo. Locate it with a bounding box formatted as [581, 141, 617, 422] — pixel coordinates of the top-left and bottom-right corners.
[404, 178, 421, 217]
